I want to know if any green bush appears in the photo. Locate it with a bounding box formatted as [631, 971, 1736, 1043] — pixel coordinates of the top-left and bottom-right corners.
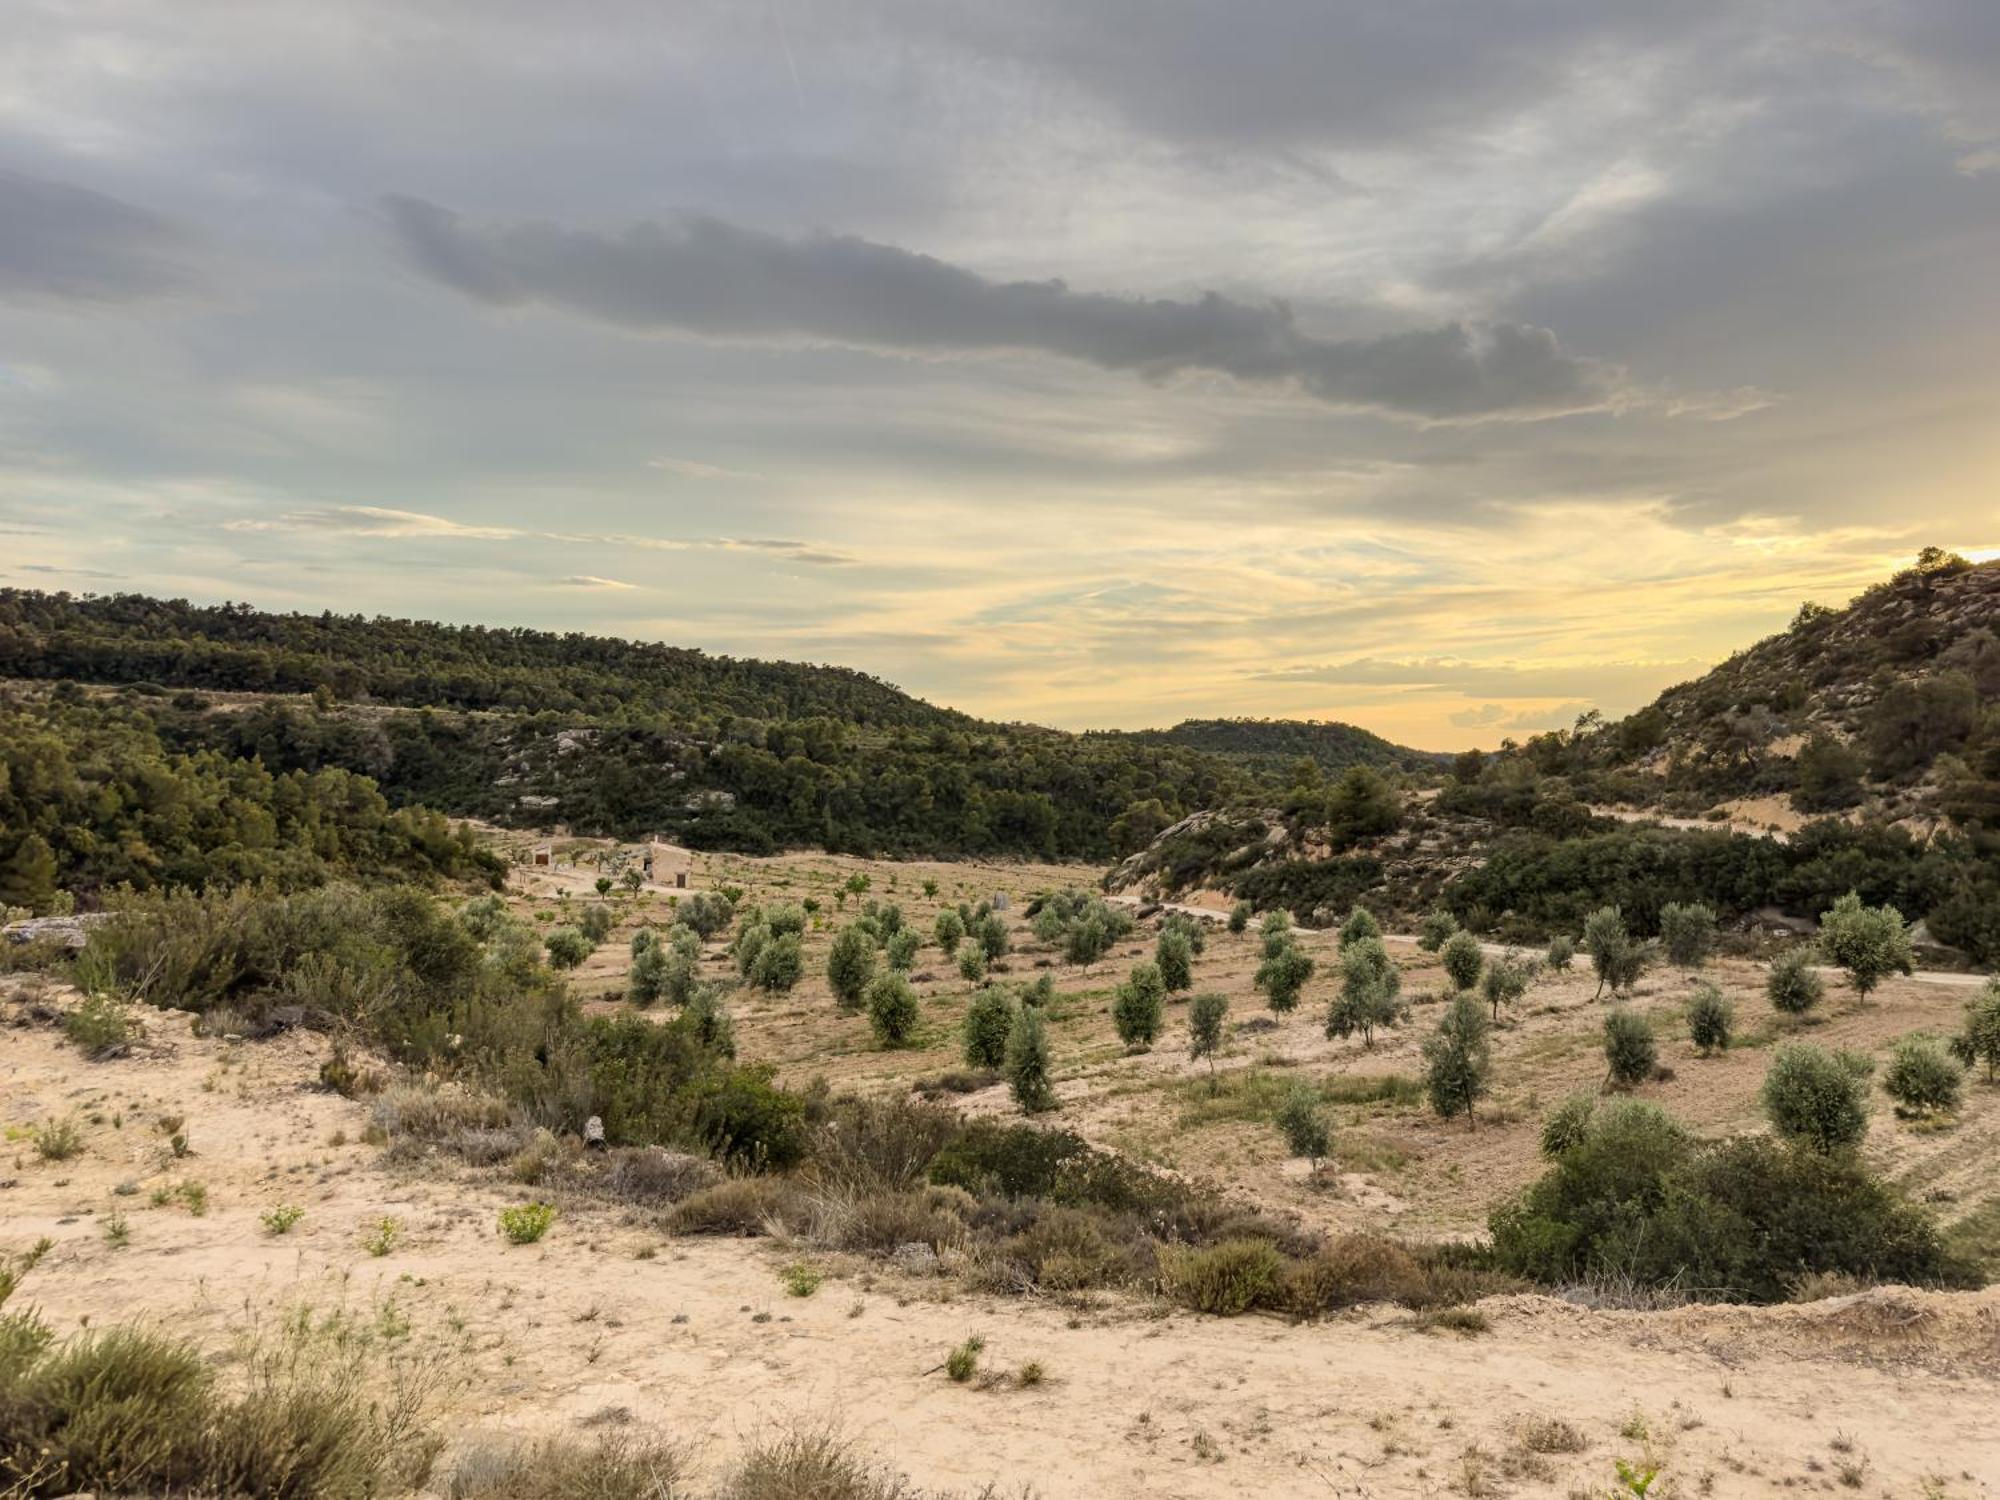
[1417, 909, 1458, 952]
[1658, 901, 1717, 969]
[1492, 1099, 1972, 1301]
[865, 973, 920, 1049]
[1685, 982, 1734, 1055]
[578, 904, 614, 944]
[956, 944, 987, 983]
[1155, 926, 1194, 993]
[1004, 1007, 1055, 1113]
[1328, 936, 1402, 1047]
[1439, 931, 1484, 991]
[1545, 933, 1575, 971]
[1275, 1082, 1330, 1173]
[826, 924, 875, 1010]
[962, 986, 1015, 1069]
[1253, 942, 1313, 1014]
[62, 993, 134, 1058]
[932, 907, 965, 955]
[1951, 980, 2000, 1080]
[1478, 954, 1532, 1023]
[1338, 906, 1382, 949]
[1157, 1239, 1284, 1315]
[884, 927, 920, 972]
[0, 1310, 439, 1498]
[544, 927, 592, 970]
[1422, 994, 1491, 1125]
[1817, 891, 1913, 998]
[1228, 901, 1251, 934]
[1761, 1044, 1871, 1152]
[1583, 906, 1646, 998]
[1538, 1093, 1596, 1159]
[1883, 1034, 1965, 1118]
[1768, 947, 1824, 1014]
[1188, 992, 1227, 1079]
[1602, 1008, 1657, 1089]
[748, 931, 804, 992]
[1112, 962, 1166, 1049]
[498, 1202, 556, 1244]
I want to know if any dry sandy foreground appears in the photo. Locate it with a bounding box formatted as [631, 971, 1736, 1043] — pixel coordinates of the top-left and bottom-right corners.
[5, 996, 1998, 1500]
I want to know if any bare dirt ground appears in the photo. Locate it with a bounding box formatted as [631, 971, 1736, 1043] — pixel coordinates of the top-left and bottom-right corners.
[6, 843, 1999, 1498]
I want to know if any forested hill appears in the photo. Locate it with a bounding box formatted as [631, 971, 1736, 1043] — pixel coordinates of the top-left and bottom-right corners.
[0, 590, 1294, 874]
[1108, 717, 1443, 774]
[0, 591, 964, 729]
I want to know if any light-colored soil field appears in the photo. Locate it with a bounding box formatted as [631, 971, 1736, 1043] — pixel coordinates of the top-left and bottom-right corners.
[506, 842, 2000, 1248]
[5, 842, 1998, 1498]
[6, 997, 1998, 1499]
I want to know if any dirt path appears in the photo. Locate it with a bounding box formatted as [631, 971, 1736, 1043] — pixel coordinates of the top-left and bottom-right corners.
[5, 993, 1997, 1499]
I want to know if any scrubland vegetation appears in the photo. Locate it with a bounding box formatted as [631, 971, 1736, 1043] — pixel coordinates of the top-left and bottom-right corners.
[3, 557, 1999, 1495]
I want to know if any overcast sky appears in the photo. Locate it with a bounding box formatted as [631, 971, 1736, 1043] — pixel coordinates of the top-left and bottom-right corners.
[3, 1, 1996, 746]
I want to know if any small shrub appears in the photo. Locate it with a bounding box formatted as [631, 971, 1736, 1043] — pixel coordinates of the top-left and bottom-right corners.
[779, 1262, 823, 1297]
[865, 972, 920, 1049]
[1545, 934, 1575, 971]
[1423, 994, 1492, 1125]
[884, 927, 920, 972]
[33, 1118, 83, 1161]
[1158, 1238, 1283, 1315]
[448, 1431, 687, 1499]
[1583, 906, 1647, 998]
[1685, 982, 1734, 1055]
[63, 993, 135, 1057]
[956, 944, 987, 983]
[1155, 927, 1195, 993]
[1004, 1006, 1056, 1113]
[1253, 942, 1313, 1014]
[826, 925, 876, 1010]
[499, 1202, 557, 1245]
[260, 1203, 305, 1236]
[944, 1335, 983, 1382]
[1762, 1044, 1871, 1152]
[1417, 909, 1459, 952]
[749, 932, 804, 993]
[962, 986, 1015, 1069]
[666, 1177, 797, 1237]
[1538, 1093, 1596, 1158]
[1338, 906, 1382, 949]
[1439, 931, 1484, 991]
[1818, 890, 1915, 998]
[1228, 901, 1251, 934]
[1188, 992, 1228, 1081]
[1658, 901, 1717, 969]
[545, 926, 593, 970]
[1478, 953, 1532, 1023]
[604, 1147, 719, 1206]
[1112, 962, 1165, 1049]
[1602, 1008, 1657, 1089]
[1768, 947, 1825, 1015]
[1883, 1034, 1964, 1118]
[1275, 1081, 1331, 1174]
[363, 1216, 400, 1256]
[1952, 980, 2000, 1080]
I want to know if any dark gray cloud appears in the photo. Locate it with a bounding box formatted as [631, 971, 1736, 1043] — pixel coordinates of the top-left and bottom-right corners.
[0, 171, 197, 303]
[383, 197, 1620, 421]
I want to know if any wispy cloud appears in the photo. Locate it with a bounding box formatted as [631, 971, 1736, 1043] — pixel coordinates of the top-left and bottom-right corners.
[221, 506, 852, 564]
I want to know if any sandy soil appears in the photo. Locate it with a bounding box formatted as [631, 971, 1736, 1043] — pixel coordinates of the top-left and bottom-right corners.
[5, 998, 1997, 1500]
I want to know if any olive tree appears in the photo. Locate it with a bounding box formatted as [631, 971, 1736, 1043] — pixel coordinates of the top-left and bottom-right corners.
[1276, 1082, 1331, 1177]
[1761, 1043, 1871, 1151]
[866, 971, 920, 1048]
[1422, 993, 1492, 1127]
[1603, 1007, 1657, 1089]
[1327, 937, 1402, 1048]
[1817, 892, 1914, 999]
[1188, 993, 1228, 1086]
[963, 986, 1015, 1069]
[1685, 982, 1734, 1056]
[1439, 930, 1485, 992]
[1155, 926, 1195, 994]
[1254, 941, 1315, 1014]
[827, 924, 876, 1010]
[1658, 902, 1718, 970]
[1005, 1006, 1056, 1112]
[1113, 961, 1167, 1050]
[1768, 947, 1824, 1015]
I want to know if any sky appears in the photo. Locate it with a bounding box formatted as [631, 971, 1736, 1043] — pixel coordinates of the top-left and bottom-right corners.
[2, 2, 1997, 748]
